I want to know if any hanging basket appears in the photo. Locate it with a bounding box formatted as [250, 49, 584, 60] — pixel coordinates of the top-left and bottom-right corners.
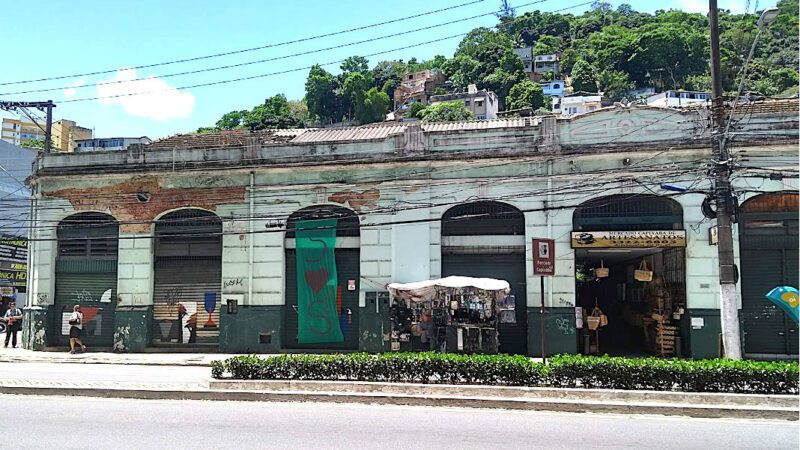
[595, 260, 609, 278]
[634, 259, 653, 282]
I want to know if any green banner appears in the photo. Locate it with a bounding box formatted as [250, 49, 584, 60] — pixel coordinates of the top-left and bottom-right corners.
[296, 218, 343, 344]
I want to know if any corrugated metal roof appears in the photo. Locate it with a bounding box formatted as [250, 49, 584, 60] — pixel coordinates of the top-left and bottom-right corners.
[421, 117, 535, 132]
[290, 124, 407, 143]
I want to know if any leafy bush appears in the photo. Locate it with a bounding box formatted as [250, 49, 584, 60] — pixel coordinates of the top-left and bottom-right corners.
[212, 353, 798, 395]
[548, 354, 799, 394]
[213, 352, 547, 386]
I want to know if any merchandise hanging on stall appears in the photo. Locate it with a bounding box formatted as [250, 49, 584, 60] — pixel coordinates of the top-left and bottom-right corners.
[387, 276, 512, 354]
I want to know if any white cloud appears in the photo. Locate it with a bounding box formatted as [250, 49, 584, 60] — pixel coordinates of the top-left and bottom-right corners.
[96, 68, 195, 121]
[63, 79, 86, 98]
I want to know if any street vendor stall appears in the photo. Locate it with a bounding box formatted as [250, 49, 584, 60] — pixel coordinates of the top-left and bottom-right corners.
[387, 276, 513, 354]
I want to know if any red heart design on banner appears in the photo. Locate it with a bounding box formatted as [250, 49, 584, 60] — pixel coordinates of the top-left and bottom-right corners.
[304, 269, 329, 293]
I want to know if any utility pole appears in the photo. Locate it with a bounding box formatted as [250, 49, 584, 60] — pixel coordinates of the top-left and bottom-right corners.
[709, 0, 742, 359]
[0, 100, 56, 153]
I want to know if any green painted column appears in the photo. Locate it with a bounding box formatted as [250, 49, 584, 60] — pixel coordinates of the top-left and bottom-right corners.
[358, 292, 391, 353]
[527, 307, 579, 357]
[113, 307, 153, 352]
[21, 306, 51, 351]
[218, 306, 282, 353]
[682, 309, 722, 359]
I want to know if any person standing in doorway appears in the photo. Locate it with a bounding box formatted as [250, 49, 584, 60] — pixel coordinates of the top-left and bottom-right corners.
[3, 302, 23, 348]
[68, 304, 86, 354]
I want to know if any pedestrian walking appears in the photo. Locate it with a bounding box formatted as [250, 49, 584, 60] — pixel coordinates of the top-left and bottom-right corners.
[3, 301, 22, 348]
[68, 304, 86, 354]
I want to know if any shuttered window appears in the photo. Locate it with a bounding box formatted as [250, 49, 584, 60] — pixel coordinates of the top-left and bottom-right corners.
[740, 195, 799, 358]
[152, 210, 222, 347]
[54, 212, 119, 348]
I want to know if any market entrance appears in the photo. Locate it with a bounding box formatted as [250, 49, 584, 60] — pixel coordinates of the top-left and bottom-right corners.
[152, 209, 222, 348]
[572, 195, 686, 357]
[441, 201, 527, 355]
[53, 213, 119, 348]
[284, 205, 360, 351]
[739, 192, 798, 359]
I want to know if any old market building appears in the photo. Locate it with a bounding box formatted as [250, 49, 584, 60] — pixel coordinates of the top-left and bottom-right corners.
[22, 100, 798, 359]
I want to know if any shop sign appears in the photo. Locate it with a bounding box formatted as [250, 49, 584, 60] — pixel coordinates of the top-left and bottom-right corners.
[570, 230, 686, 248]
[0, 269, 26, 287]
[0, 235, 27, 263]
[532, 238, 555, 276]
[0, 261, 26, 271]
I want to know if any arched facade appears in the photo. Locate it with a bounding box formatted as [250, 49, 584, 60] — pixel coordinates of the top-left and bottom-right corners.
[573, 194, 684, 231]
[572, 194, 687, 357]
[441, 201, 528, 355]
[152, 208, 222, 347]
[738, 192, 799, 358]
[54, 212, 119, 347]
[283, 205, 360, 350]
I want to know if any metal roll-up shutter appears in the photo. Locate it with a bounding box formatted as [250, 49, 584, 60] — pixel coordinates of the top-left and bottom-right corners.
[442, 254, 528, 355]
[740, 206, 799, 358]
[284, 249, 360, 350]
[53, 259, 117, 347]
[152, 257, 221, 345]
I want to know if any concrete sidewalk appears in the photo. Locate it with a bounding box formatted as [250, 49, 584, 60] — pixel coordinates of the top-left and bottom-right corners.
[0, 347, 233, 366]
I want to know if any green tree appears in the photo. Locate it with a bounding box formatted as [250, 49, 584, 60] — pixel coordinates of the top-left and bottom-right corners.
[684, 74, 712, 92]
[406, 101, 427, 119]
[597, 69, 634, 101]
[305, 65, 339, 123]
[570, 59, 597, 92]
[419, 101, 475, 122]
[506, 81, 545, 110]
[444, 27, 526, 105]
[358, 88, 390, 124]
[340, 56, 370, 75]
[627, 23, 707, 89]
[215, 110, 247, 130]
[242, 94, 304, 130]
[342, 72, 370, 121]
[532, 35, 562, 56]
[22, 138, 46, 149]
[196, 126, 219, 134]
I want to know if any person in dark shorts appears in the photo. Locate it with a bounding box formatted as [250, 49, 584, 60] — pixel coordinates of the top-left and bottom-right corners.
[68, 304, 86, 354]
[3, 301, 23, 348]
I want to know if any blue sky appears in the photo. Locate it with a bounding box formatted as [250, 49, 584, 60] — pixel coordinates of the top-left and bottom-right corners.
[0, 0, 776, 139]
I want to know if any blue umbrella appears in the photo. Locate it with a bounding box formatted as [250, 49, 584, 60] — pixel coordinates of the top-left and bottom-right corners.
[765, 286, 799, 325]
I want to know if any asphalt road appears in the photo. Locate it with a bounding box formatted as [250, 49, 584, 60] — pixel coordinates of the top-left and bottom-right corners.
[3, 395, 797, 449]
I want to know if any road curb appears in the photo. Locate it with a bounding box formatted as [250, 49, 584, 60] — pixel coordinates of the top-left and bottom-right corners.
[3, 383, 797, 421]
[209, 379, 800, 409]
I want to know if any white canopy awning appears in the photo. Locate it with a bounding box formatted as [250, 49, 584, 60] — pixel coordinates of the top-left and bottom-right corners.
[387, 276, 510, 302]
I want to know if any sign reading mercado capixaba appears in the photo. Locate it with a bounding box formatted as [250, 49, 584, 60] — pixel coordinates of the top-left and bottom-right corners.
[570, 230, 686, 248]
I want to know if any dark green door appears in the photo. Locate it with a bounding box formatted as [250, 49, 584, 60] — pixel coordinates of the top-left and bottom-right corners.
[53, 260, 117, 347]
[442, 254, 528, 355]
[284, 249, 360, 350]
[740, 210, 799, 358]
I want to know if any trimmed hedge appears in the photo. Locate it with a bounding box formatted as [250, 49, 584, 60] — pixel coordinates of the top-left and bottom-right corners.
[212, 353, 547, 386]
[548, 354, 799, 394]
[210, 353, 799, 395]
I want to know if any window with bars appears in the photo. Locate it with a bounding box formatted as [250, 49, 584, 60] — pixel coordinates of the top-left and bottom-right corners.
[57, 213, 119, 259]
[442, 201, 525, 236]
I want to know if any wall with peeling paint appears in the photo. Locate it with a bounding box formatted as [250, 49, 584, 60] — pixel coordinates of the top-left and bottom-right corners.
[25, 105, 798, 354]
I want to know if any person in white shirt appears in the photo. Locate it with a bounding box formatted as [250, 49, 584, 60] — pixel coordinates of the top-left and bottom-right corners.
[3, 301, 23, 348]
[68, 304, 86, 354]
